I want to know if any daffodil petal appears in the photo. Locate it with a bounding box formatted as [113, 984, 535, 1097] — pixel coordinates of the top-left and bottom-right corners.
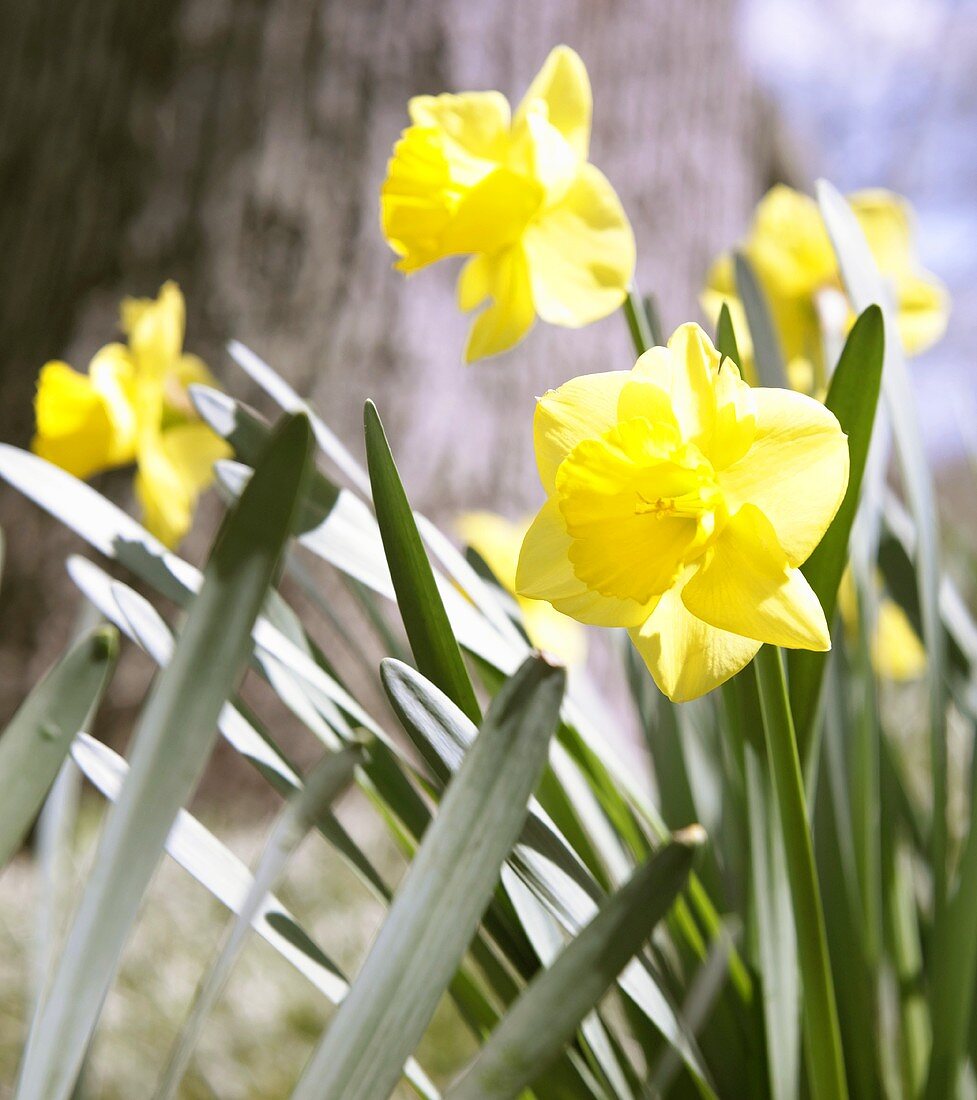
[874, 598, 926, 681]
[533, 370, 631, 491]
[628, 580, 760, 702]
[444, 168, 543, 257]
[895, 271, 950, 355]
[522, 163, 634, 327]
[748, 185, 836, 297]
[122, 281, 186, 377]
[408, 92, 511, 164]
[632, 323, 721, 446]
[519, 597, 587, 666]
[513, 45, 591, 161]
[516, 498, 650, 627]
[456, 510, 522, 591]
[681, 504, 830, 650]
[850, 189, 914, 273]
[718, 387, 848, 566]
[136, 422, 229, 548]
[462, 245, 536, 362]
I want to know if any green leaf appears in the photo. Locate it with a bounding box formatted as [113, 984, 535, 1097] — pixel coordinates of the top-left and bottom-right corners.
[290, 655, 565, 1100]
[0, 626, 117, 870]
[446, 829, 703, 1100]
[716, 301, 743, 371]
[154, 747, 361, 1100]
[754, 646, 848, 1100]
[734, 252, 787, 387]
[787, 304, 885, 764]
[381, 658, 715, 1094]
[364, 399, 482, 725]
[817, 179, 948, 911]
[17, 413, 314, 1100]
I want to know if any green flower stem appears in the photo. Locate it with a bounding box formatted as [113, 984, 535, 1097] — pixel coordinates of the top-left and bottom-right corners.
[753, 644, 848, 1100]
[622, 287, 654, 354]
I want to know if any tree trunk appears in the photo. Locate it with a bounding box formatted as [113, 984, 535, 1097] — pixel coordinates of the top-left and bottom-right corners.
[0, 0, 777, 731]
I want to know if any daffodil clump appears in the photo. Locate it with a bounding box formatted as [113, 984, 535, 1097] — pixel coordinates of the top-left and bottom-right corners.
[514, 322, 849, 700]
[381, 46, 635, 362]
[32, 282, 228, 547]
[703, 184, 950, 393]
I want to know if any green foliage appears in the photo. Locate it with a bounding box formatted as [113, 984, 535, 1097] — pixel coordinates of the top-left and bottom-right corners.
[0, 187, 973, 1100]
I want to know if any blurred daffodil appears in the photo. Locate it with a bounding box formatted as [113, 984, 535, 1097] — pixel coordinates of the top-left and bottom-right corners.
[457, 511, 586, 666]
[381, 45, 635, 362]
[702, 185, 950, 392]
[837, 568, 926, 682]
[516, 322, 849, 701]
[33, 281, 229, 548]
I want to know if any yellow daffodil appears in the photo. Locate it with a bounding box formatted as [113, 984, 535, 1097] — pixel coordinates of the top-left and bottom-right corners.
[516, 322, 849, 701]
[837, 568, 926, 681]
[702, 185, 950, 392]
[457, 511, 586, 666]
[32, 282, 229, 547]
[381, 45, 635, 362]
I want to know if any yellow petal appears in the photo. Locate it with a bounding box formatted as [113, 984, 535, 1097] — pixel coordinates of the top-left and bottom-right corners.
[718, 387, 848, 567]
[894, 271, 950, 355]
[444, 168, 542, 257]
[522, 163, 635, 327]
[874, 598, 926, 681]
[457, 509, 588, 665]
[513, 45, 592, 161]
[32, 351, 138, 479]
[456, 510, 522, 591]
[382, 93, 513, 272]
[516, 498, 651, 627]
[519, 597, 587, 666]
[628, 577, 760, 702]
[632, 323, 721, 446]
[135, 422, 229, 548]
[533, 370, 631, 491]
[123, 282, 186, 377]
[748, 185, 835, 298]
[462, 245, 536, 362]
[850, 189, 914, 274]
[408, 92, 511, 164]
[681, 504, 830, 650]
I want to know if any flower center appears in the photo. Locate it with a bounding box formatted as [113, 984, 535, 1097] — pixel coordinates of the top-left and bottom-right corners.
[556, 417, 728, 605]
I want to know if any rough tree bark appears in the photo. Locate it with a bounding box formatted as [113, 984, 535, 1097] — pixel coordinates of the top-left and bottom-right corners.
[0, 0, 779, 730]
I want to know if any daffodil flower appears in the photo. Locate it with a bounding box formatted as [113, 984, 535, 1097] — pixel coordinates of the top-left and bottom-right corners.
[516, 322, 849, 701]
[702, 185, 950, 392]
[837, 567, 926, 682]
[32, 282, 229, 548]
[457, 511, 586, 666]
[381, 45, 635, 362]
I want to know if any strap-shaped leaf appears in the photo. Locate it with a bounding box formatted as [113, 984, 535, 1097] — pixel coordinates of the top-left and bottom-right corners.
[17, 413, 314, 1100]
[0, 626, 117, 869]
[290, 655, 565, 1100]
[447, 829, 703, 1100]
[788, 305, 884, 762]
[734, 252, 788, 387]
[154, 747, 361, 1100]
[380, 658, 715, 1094]
[364, 399, 482, 724]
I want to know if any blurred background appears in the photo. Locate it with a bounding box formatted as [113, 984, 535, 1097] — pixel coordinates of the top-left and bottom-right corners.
[0, 1, 975, 1092]
[2, 0, 975, 721]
